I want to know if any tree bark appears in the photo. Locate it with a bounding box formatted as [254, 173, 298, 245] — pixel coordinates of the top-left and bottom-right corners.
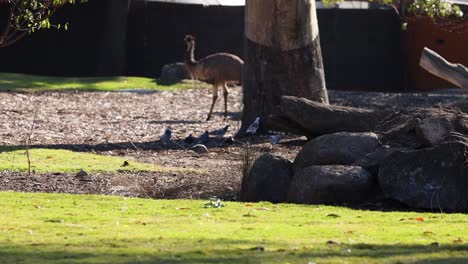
[277, 96, 391, 136]
[420, 47, 468, 90]
[239, 0, 329, 135]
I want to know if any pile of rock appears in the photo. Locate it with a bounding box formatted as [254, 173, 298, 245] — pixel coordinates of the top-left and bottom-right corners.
[241, 99, 468, 212]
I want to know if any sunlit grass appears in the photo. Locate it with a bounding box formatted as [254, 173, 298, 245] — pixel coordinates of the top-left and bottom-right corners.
[0, 148, 203, 174]
[0, 72, 209, 92]
[0, 192, 467, 263]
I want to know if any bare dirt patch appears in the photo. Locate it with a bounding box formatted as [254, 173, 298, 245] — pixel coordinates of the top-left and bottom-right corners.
[0, 88, 466, 200]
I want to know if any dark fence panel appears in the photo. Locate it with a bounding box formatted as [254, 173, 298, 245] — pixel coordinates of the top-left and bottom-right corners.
[0, 1, 404, 91]
[0, 0, 130, 77]
[126, 2, 244, 78]
[318, 8, 405, 91]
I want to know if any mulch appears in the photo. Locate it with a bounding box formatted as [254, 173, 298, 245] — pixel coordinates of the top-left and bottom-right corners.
[0, 88, 466, 200]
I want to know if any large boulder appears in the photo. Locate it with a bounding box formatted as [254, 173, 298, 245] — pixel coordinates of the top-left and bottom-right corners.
[240, 154, 293, 203]
[375, 107, 468, 149]
[353, 145, 407, 176]
[158, 62, 191, 85]
[378, 141, 468, 212]
[451, 98, 468, 114]
[293, 132, 381, 172]
[288, 165, 374, 205]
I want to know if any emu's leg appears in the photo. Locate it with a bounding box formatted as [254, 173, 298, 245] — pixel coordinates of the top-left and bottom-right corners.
[207, 85, 219, 121]
[223, 83, 229, 119]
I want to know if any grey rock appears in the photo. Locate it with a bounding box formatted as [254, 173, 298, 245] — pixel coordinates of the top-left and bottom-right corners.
[451, 98, 468, 114]
[293, 132, 381, 172]
[191, 144, 208, 154]
[288, 165, 374, 205]
[76, 169, 92, 182]
[240, 154, 293, 203]
[378, 141, 468, 212]
[376, 107, 468, 149]
[158, 62, 191, 85]
[353, 145, 408, 176]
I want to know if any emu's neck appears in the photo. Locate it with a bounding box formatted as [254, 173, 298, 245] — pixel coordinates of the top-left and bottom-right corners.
[185, 42, 196, 65]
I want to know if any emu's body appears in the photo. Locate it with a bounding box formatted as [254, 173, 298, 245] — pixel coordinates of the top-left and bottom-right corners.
[184, 35, 244, 120]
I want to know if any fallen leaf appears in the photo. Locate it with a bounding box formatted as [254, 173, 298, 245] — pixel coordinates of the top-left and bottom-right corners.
[453, 238, 464, 243]
[423, 231, 436, 236]
[245, 204, 253, 207]
[401, 217, 425, 222]
[326, 240, 339, 245]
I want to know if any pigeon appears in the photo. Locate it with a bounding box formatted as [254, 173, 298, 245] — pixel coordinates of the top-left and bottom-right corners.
[270, 135, 281, 145]
[224, 136, 234, 145]
[246, 117, 260, 135]
[184, 134, 195, 144]
[209, 125, 230, 137]
[160, 127, 172, 145]
[199, 131, 210, 145]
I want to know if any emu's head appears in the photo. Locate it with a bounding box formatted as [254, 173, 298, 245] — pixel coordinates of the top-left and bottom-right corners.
[184, 35, 195, 44]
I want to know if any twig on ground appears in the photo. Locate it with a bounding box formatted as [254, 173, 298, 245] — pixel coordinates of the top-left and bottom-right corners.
[24, 103, 40, 175]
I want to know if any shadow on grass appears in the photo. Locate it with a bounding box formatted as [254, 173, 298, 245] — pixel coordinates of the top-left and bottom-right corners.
[0, 241, 466, 264]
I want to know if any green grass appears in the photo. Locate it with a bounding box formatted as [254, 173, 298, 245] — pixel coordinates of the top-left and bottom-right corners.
[0, 148, 202, 174]
[0, 192, 467, 264]
[0, 72, 208, 92]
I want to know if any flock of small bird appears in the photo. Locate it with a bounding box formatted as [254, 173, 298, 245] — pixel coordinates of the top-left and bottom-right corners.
[158, 117, 265, 146]
[159, 124, 233, 146]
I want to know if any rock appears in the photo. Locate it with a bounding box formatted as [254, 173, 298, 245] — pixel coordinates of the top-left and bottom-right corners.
[353, 145, 407, 176]
[288, 165, 374, 205]
[378, 141, 468, 212]
[158, 62, 191, 85]
[293, 132, 381, 172]
[240, 154, 293, 203]
[376, 107, 468, 149]
[451, 98, 468, 114]
[191, 144, 208, 154]
[75, 169, 92, 182]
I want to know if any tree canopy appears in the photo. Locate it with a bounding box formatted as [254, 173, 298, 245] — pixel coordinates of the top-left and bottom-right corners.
[0, 0, 86, 48]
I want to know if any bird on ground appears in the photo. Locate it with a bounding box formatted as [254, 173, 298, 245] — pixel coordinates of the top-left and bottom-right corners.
[199, 131, 210, 145]
[246, 117, 260, 135]
[224, 136, 234, 145]
[184, 134, 195, 144]
[160, 127, 172, 145]
[209, 125, 230, 137]
[270, 135, 281, 145]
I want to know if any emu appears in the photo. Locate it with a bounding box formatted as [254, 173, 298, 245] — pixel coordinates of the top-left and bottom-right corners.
[183, 35, 244, 121]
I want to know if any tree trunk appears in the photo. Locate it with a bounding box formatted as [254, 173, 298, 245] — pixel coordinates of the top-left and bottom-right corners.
[239, 0, 329, 135]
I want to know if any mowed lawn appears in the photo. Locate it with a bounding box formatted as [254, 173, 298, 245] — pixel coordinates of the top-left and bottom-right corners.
[0, 148, 204, 174]
[0, 192, 467, 264]
[0, 72, 208, 92]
